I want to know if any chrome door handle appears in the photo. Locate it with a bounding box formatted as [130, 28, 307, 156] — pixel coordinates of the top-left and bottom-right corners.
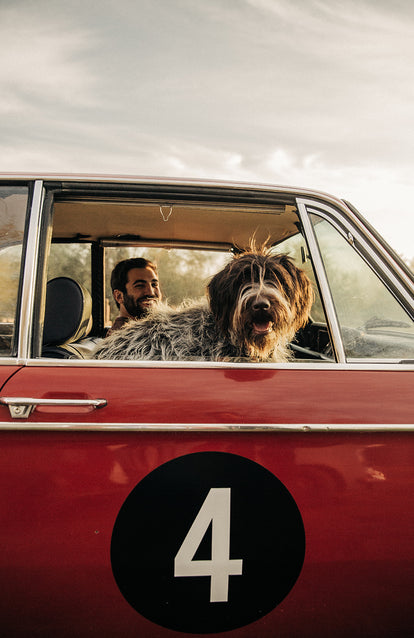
[0, 397, 107, 419]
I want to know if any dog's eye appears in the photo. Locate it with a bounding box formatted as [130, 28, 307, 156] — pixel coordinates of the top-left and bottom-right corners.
[241, 284, 259, 297]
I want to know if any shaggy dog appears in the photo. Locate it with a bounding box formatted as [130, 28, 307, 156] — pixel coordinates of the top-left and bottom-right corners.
[94, 249, 314, 362]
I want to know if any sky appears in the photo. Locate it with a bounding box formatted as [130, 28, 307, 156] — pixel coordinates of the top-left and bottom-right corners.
[1, 0, 413, 261]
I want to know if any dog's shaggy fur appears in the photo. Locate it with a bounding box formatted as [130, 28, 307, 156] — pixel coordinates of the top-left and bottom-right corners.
[94, 249, 314, 362]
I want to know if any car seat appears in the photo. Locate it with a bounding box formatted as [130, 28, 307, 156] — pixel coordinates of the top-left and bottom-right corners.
[42, 277, 94, 358]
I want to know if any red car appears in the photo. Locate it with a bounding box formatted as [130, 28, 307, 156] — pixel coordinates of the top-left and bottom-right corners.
[0, 175, 413, 637]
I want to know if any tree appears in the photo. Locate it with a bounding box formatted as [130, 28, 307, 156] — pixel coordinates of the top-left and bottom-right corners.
[104, 247, 231, 320]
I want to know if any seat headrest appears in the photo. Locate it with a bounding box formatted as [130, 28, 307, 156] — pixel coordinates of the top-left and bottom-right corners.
[43, 277, 92, 346]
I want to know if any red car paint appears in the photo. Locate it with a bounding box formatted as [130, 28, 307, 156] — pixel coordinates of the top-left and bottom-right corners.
[0, 365, 413, 637]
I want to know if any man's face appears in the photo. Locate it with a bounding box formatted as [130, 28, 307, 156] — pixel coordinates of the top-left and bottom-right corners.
[116, 267, 161, 319]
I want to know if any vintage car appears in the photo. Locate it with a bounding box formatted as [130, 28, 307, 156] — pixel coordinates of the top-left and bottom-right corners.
[0, 175, 413, 637]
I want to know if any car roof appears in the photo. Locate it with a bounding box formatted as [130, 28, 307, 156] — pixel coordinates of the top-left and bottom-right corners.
[0, 172, 346, 205]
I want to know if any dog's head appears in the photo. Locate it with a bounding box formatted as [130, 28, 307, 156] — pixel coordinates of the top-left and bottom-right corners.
[207, 248, 314, 360]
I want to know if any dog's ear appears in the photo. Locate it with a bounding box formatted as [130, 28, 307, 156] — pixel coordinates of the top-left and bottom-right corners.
[207, 262, 236, 334]
[272, 255, 314, 331]
[292, 267, 314, 331]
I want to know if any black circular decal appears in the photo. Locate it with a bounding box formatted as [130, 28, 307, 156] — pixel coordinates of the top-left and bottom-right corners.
[111, 452, 305, 633]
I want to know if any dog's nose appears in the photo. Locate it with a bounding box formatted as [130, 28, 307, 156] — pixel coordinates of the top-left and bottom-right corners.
[252, 298, 270, 311]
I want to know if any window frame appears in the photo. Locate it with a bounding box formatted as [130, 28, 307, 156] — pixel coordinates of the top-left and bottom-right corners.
[0, 180, 39, 362]
[9, 178, 413, 367]
[296, 197, 414, 364]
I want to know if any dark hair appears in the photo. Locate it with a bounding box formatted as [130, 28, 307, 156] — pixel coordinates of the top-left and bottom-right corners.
[111, 258, 158, 308]
[207, 251, 313, 335]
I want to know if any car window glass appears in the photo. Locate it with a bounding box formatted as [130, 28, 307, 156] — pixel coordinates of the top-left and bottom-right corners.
[310, 214, 414, 360]
[0, 186, 28, 357]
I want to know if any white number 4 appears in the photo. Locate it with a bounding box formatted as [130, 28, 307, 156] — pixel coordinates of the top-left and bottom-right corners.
[174, 487, 243, 603]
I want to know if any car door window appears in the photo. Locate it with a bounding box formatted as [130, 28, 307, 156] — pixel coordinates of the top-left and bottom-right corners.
[41, 188, 371, 363]
[310, 214, 414, 360]
[0, 185, 28, 357]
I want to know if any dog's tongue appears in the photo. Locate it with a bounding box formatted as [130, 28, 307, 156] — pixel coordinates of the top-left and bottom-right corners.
[253, 321, 272, 334]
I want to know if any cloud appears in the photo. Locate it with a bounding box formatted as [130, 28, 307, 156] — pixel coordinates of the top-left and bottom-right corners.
[0, 5, 99, 114]
[0, 1, 413, 258]
[2, 121, 413, 257]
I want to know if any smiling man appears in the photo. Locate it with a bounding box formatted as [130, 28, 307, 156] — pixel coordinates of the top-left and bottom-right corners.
[107, 257, 162, 335]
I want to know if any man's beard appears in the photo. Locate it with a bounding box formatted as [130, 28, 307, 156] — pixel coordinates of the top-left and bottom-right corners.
[123, 293, 156, 319]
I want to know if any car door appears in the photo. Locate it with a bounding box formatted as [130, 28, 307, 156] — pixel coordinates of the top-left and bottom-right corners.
[0, 178, 413, 638]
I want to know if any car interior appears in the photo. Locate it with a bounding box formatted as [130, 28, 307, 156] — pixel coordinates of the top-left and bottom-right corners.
[37, 187, 333, 361]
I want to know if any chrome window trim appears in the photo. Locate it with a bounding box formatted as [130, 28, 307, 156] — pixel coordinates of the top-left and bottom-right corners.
[0, 421, 412, 432]
[296, 198, 346, 363]
[17, 180, 44, 361]
[22, 358, 414, 370]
